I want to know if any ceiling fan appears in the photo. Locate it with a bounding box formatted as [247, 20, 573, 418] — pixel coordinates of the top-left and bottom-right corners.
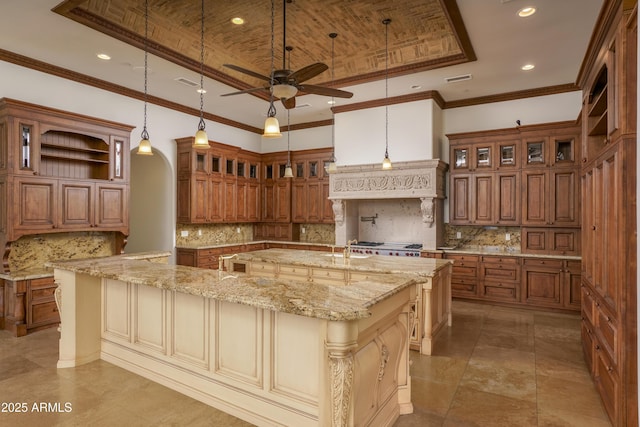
[220, 0, 353, 109]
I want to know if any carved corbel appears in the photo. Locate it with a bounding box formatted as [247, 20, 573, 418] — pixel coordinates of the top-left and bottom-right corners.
[332, 199, 345, 226]
[420, 197, 435, 226]
[328, 351, 354, 427]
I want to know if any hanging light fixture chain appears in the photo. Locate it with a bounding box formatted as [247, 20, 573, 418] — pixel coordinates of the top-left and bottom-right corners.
[198, 0, 205, 130]
[329, 32, 338, 163]
[384, 18, 391, 157]
[141, 0, 149, 139]
[267, 0, 277, 118]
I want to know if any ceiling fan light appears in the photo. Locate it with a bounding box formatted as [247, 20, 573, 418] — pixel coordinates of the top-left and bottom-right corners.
[272, 84, 298, 100]
[193, 128, 210, 148]
[263, 116, 282, 138]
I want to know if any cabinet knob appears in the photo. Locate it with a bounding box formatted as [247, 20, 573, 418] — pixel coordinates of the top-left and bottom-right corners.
[607, 366, 614, 372]
[592, 226, 596, 230]
[595, 345, 600, 350]
[606, 316, 611, 322]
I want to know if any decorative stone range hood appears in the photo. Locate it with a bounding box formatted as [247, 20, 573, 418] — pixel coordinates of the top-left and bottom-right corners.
[329, 160, 448, 249]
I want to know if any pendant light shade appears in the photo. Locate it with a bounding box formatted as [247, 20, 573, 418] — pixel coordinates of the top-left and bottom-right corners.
[137, 0, 153, 156]
[193, 0, 210, 149]
[381, 18, 392, 170]
[263, 0, 282, 139]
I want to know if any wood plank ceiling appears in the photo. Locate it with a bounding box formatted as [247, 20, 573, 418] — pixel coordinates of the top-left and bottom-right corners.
[54, 0, 475, 101]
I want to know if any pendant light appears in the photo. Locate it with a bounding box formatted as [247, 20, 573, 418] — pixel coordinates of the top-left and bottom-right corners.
[193, 0, 210, 148]
[283, 45, 294, 178]
[137, 0, 153, 156]
[284, 109, 294, 178]
[326, 32, 338, 173]
[263, 0, 282, 138]
[381, 18, 392, 170]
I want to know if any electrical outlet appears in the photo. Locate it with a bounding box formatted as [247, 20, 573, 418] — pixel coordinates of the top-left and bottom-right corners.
[301, 227, 306, 234]
[198, 229, 202, 236]
[181, 230, 188, 237]
[456, 231, 462, 239]
[505, 233, 511, 241]
[236, 227, 241, 233]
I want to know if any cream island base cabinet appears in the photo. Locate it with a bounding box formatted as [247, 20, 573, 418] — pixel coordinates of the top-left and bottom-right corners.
[51, 261, 415, 427]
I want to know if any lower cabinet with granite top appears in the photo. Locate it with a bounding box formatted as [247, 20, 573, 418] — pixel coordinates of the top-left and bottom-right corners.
[429, 251, 581, 312]
[1, 275, 59, 336]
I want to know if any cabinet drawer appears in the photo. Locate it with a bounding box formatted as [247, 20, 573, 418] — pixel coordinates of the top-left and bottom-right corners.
[581, 319, 595, 373]
[522, 258, 563, 270]
[581, 285, 595, 325]
[480, 281, 518, 301]
[31, 286, 56, 301]
[451, 280, 477, 297]
[250, 262, 277, 274]
[349, 272, 380, 282]
[594, 346, 619, 423]
[481, 263, 520, 281]
[30, 301, 60, 327]
[310, 268, 345, 281]
[596, 307, 618, 367]
[451, 264, 478, 277]
[446, 254, 479, 262]
[481, 256, 519, 264]
[31, 277, 54, 289]
[279, 265, 308, 278]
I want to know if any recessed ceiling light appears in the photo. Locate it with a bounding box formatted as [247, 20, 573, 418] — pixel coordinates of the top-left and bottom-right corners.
[231, 17, 244, 25]
[97, 53, 111, 60]
[197, 88, 207, 94]
[518, 7, 536, 17]
[521, 64, 535, 71]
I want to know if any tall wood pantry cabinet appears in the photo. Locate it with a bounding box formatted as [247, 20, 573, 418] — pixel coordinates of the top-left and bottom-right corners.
[578, 1, 637, 426]
[0, 98, 132, 272]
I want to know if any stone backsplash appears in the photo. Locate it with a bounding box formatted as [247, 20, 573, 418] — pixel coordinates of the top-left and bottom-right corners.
[443, 224, 521, 251]
[175, 223, 335, 246]
[9, 232, 117, 271]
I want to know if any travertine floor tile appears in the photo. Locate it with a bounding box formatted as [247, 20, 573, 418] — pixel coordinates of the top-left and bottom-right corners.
[0, 301, 612, 426]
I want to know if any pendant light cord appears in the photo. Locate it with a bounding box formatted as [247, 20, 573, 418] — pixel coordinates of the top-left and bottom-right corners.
[141, 0, 149, 140]
[198, 0, 205, 131]
[384, 19, 390, 157]
[330, 33, 337, 162]
[267, 0, 276, 117]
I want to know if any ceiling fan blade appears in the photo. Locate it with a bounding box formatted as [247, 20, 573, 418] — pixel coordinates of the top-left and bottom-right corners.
[223, 64, 271, 82]
[220, 86, 269, 96]
[297, 84, 354, 99]
[282, 97, 296, 109]
[288, 63, 328, 83]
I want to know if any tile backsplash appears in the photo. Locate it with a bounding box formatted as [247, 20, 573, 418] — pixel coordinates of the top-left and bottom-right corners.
[444, 224, 521, 251]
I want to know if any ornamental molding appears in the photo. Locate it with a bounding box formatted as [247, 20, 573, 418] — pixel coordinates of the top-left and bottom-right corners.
[329, 160, 447, 200]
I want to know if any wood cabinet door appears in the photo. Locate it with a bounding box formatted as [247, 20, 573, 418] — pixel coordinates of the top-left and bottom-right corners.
[224, 179, 236, 221]
[522, 260, 563, 307]
[522, 169, 548, 225]
[208, 178, 224, 222]
[291, 181, 307, 223]
[189, 176, 208, 223]
[550, 168, 579, 226]
[472, 174, 494, 224]
[450, 174, 471, 224]
[564, 261, 582, 310]
[13, 177, 56, 232]
[496, 172, 520, 224]
[261, 183, 275, 222]
[275, 181, 291, 222]
[95, 183, 127, 229]
[306, 181, 322, 223]
[247, 182, 260, 222]
[176, 249, 197, 267]
[321, 181, 333, 223]
[59, 181, 93, 228]
[176, 177, 191, 223]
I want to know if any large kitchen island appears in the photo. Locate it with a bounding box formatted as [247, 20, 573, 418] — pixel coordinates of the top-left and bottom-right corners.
[48, 252, 418, 427]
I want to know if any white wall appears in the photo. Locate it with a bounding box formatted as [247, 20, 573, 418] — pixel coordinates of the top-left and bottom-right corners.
[335, 99, 436, 166]
[260, 125, 332, 153]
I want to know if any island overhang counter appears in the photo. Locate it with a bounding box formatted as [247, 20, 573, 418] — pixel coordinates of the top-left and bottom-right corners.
[48, 254, 417, 427]
[227, 248, 453, 355]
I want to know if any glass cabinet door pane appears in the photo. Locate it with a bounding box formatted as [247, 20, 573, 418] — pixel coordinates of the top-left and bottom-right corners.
[249, 164, 257, 179]
[296, 163, 304, 178]
[526, 141, 544, 164]
[237, 161, 245, 177]
[309, 161, 318, 177]
[454, 148, 468, 169]
[500, 145, 515, 166]
[21, 124, 31, 169]
[265, 164, 273, 179]
[555, 138, 573, 162]
[211, 156, 220, 173]
[196, 153, 206, 172]
[475, 147, 491, 168]
[226, 159, 234, 175]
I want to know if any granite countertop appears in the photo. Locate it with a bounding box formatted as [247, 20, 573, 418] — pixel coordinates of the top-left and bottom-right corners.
[46, 253, 417, 321]
[234, 248, 452, 277]
[0, 251, 172, 281]
[433, 246, 581, 260]
[175, 240, 330, 250]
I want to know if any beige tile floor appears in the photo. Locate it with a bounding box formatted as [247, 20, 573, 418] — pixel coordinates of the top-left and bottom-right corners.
[0, 301, 611, 427]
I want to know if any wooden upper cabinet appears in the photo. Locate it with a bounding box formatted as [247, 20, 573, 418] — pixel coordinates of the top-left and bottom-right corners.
[0, 98, 132, 253]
